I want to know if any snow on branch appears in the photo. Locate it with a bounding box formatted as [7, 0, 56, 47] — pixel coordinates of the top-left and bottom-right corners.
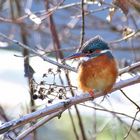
[0, 74, 140, 134]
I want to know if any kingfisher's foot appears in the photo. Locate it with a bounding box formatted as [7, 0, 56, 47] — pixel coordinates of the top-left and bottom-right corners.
[89, 90, 94, 98]
[101, 94, 109, 102]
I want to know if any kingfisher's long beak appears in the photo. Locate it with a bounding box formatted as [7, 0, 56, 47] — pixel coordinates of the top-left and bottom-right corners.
[64, 52, 86, 60]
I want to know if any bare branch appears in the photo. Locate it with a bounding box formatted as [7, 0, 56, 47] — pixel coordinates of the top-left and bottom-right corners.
[119, 61, 140, 75]
[112, 75, 140, 92]
[68, 110, 79, 140]
[0, 75, 140, 134]
[2, 32, 140, 75]
[109, 29, 140, 44]
[15, 111, 61, 140]
[121, 89, 140, 110]
[0, 32, 77, 73]
[80, 104, 140, 123]
[46, 1, 64, 60]
[124, 110, 139, 139]
[120, 89, 140, 139]
[78, 0, 85, 52]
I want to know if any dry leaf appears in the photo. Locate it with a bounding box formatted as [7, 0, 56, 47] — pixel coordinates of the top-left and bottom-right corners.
[106, 7, 116, 22]
[122, 27, 134, 38]
[29, 13, 42, 25]
[129, 0, 140, 13]
[114, 0, 129, 15]
[25, 10, 42, 25]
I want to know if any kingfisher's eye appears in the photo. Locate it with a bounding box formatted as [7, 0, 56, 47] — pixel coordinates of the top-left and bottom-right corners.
[83, 49, 94, 54]
[86, 50, 93, 54]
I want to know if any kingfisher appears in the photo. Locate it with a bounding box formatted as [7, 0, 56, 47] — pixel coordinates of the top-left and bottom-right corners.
[64, 36, 118, 96]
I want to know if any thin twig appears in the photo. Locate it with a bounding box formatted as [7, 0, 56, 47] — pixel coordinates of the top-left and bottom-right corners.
[123, 110, 139, 139]
[0, 75, 140, 134]
[112, 75, 140, 92]
[0, 3, 110, 24]
[33, 0, 65, 21]
[78, 0, 85, 52]
[79, 104, 140, 123]
[120, 89, 140, 110]
[0, 2, 80, 24]
[1, 32, 140, 75]
[65, 72, 87, 140]
[75, 3, 86, 139]
[109, 30, 140, 44]
[0, 32, 77, 73]
[68, 109, 79, 140]
[46, 0, 64, 60]
[119, 61, 140, 75]
[73, 6, 109, 19]
[120, 89, 140, 139]
[15, 111, 61, 140]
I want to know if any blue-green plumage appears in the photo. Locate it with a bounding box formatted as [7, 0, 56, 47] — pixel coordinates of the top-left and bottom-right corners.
[86, 51, 114, 59]
[82, 36, 109, 54]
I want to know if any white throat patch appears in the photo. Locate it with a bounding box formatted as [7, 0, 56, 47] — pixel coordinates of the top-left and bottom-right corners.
[80, 56, 90, 62]
[101, 50, 111, 53]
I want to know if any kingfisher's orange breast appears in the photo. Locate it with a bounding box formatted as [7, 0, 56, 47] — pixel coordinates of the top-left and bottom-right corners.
[78, 54, 118, 93]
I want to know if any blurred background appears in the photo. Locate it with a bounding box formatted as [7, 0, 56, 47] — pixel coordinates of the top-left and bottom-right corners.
[0, 0, 140, 140]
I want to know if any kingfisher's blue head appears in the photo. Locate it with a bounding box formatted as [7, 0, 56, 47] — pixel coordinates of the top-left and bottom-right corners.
[82, 36, 109, 54]
[64, 36, 110, 60]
